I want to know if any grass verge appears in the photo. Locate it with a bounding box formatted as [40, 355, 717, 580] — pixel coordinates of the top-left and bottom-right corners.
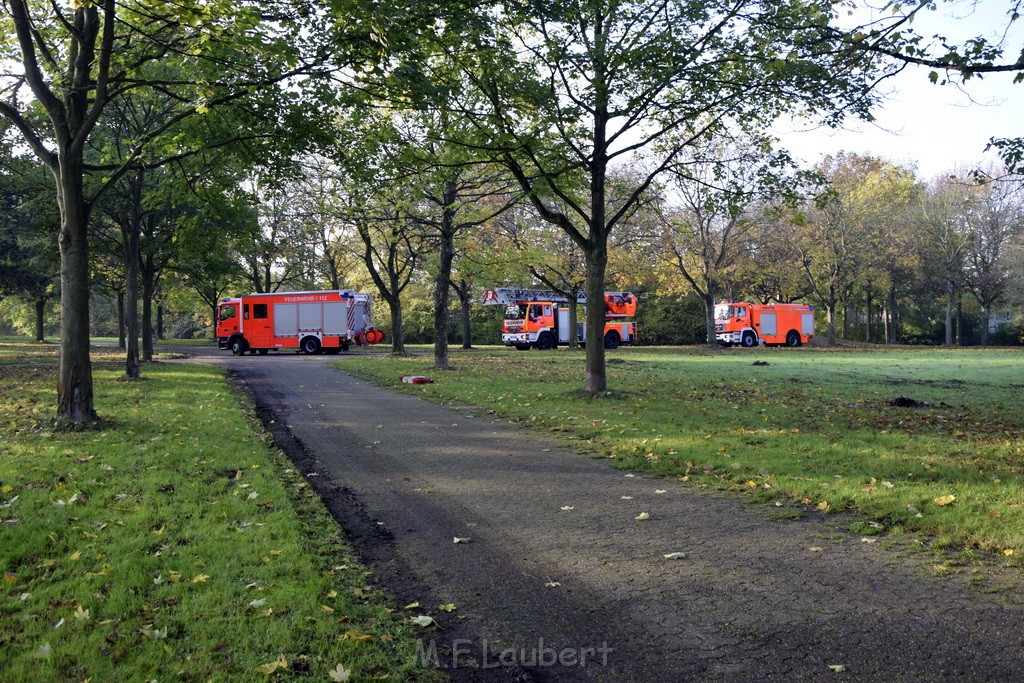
[0, 342, 435, 681]
[340, 345, 1024, 560]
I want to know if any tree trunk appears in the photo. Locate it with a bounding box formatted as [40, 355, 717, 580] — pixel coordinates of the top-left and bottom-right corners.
[389, 299, 405, 354]
[142, 253, 155, 362]
[704, 292, 716, 345]
[955, 292, 964, 346]
[56, 160, 97, 421]
[980, 303, 990, 346]
[945, 279, 955, 346]
[34, 297, 46, 342]
[454, 281, 472, 350]
[117, 290, 126, 349]
[567, 298, 579, 349]
[583, 242, 608, 393]
[887, 283, 898, 344]
[157, 302, 164, 340]
[865, 290, 872, 343]
[433, 195, 457, 370]
[122, 173, 142, 379]
[826, 299, 837, 345]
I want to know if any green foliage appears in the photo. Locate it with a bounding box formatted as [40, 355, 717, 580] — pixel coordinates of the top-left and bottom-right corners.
[0, 343, 435, 681]
[990, 317, 1024, 346]
[344, 346, 1024, 555]
[635, 293, 706, 346]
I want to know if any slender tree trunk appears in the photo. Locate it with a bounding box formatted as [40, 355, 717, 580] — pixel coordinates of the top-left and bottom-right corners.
[887, 283, 898, 344]
[956, 292, 964, 346]
[865, 290, 873, 343]
[117, 290, 126, 349]
[826, 298, 837, 345]
[452, 281, 473, 350]
[945, 279, 955, 346]
[122, 173, 142, 379]
[157, 303, 164, 340]
[142, 259, 154, 362]
[980, 303, 990, 346]
[34, 297, 46, 342]
[567, 298, 579, 349]
[56, 161, 97, 421]
[704, 292, 716, 345]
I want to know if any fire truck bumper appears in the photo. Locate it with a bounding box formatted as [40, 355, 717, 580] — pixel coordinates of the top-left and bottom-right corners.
[716, 332, 742, 344]
[502, 333, 530, 346]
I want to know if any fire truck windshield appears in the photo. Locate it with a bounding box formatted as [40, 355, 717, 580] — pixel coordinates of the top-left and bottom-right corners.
[714, 305, 734, 320]
[506, 304, 528, 320]
[220, 305, 236, 321]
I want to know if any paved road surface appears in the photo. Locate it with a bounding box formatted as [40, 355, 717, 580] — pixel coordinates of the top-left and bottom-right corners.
[177, 348, 1024, 681]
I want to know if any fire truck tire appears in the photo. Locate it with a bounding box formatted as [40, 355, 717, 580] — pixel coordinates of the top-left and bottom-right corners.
[741, 331, 757, 348]
[230, 338, 248, 356]
[785, 330, 802, 347]
[325, 347, 341, 355]
[300, 336, 322, 355]
[536, 332, 555, 350]
[258, 349, 269, 355]
[604, 330, 621, 350]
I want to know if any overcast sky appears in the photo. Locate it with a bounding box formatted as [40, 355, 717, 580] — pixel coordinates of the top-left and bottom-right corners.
[775, 1, 1022, 180]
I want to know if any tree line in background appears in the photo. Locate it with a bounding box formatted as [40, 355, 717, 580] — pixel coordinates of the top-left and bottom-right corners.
[1, 0, 1023, 422]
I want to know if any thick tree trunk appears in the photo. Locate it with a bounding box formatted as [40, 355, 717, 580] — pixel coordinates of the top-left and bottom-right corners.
[388, 298, 405, 354]
[433, 203, 456, 370]
[56, 161, 97, 421]
[584, 243, 608, 394]
[34, 297, 46, 342]
[567, 298, 579, 349]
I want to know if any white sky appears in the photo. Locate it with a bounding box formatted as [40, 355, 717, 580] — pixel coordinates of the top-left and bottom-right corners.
[774, 1, 1023, 180]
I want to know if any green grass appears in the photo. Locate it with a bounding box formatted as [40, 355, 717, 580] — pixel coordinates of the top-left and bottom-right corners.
[0, 343, 435, 681]
[341, 345, 1024, 559]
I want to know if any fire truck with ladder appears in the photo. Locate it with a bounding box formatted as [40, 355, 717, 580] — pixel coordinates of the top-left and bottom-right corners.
[714, 301, 814, 347]
[482, 287, 637, 350]
[217, 290, 384, 355]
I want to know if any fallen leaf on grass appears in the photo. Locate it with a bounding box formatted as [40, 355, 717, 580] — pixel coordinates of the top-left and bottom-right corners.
[3, 571, 16, 584]
[328, 664, 352, 682]
[881, 481, 895, 489]
[248, 599, 267, 609]
[933, 495, 956, 506]
[69, 551, 82, 561]
[256, 654, 288, 675]
[1005, 549, 1015, 557]
[816, 501, 829, 511]
[321, 605, 335, 613]
[191, 574, 210, 584]
[73, 606, 90, 621]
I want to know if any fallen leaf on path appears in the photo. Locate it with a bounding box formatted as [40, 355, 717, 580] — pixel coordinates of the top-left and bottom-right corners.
[663, 552, 686, 560]
[810, 547, 823, 552]
[860, 538, 877, 544]
[438, 603, 456, 612]
[410, 615, 436, 627]
[544, 580, 561, 588]
[560, 506, 574, 511]
[654, 489, 667, 494]
[828, 664, 846, 672]
[404, 601, 420, 610]
[453, 537, 471, 544]
[634, 512, 650, 521]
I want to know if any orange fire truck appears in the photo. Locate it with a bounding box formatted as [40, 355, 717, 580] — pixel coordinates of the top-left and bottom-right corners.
[217, 290, 384, 355]
[482, 287, 637, 350]
[714, 301, 814, 347]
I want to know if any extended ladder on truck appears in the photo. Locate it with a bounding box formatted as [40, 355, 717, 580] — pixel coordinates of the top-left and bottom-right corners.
[481, 287, 637, 350]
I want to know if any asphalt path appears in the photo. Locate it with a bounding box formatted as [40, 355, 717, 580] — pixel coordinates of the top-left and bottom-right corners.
[172, 347, 1024, 682]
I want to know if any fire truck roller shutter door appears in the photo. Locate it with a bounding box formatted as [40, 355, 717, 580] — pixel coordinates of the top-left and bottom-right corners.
[802, 313, 815, 335]
[274, 303, 298, 336]
[761, 313, 777, 336]
[323, 302, 347, 336]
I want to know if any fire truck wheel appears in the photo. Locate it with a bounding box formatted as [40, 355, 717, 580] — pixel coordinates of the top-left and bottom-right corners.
[785, 330, 802, 347]
[536, 332, 555, 350]
[258, 349, 269, 355]
[604, 331, 621, 350]
[741, 331, 757, 347]
[300, 336, 322, 355]
[230, 338, 248, 356]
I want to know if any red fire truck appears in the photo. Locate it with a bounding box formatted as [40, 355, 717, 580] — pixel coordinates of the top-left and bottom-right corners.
[481, 287, 637, 350]
[216, 290, 384, 355]
[714, 301, 814, 347]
